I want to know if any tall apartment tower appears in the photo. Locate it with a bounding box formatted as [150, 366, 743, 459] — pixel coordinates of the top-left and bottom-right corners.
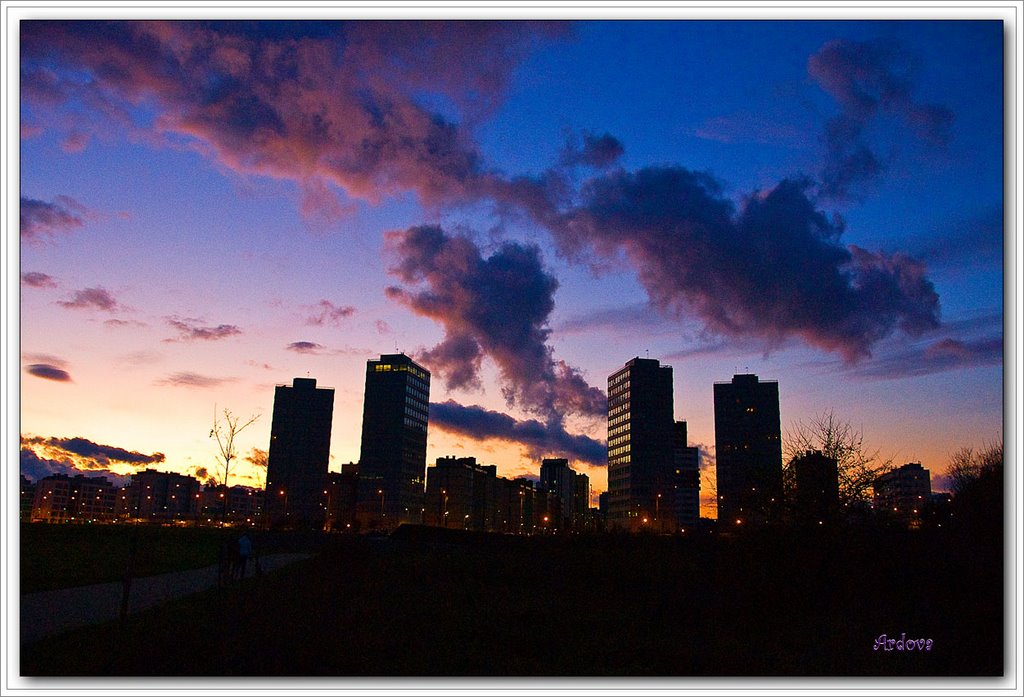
[607, 357, 675, 532]
[265, 377, 335, 528]
[713, 374, 782, 527]
[357, 353, 430, 530]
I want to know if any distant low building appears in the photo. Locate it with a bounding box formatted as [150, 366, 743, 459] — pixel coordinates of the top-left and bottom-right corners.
[325, 463, 359, 531]
[673, 421, 701, 531]
[117, 469, 200, 522]
[21, 475, 35, 522]
[424, 456, 559, 534]
[32, 473, 117, 523]
[874, 462, 931, 526]
[199, 484, 264, 524]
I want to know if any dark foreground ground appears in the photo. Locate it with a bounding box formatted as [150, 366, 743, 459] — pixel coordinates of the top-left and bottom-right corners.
[21, 524, 1003, 677]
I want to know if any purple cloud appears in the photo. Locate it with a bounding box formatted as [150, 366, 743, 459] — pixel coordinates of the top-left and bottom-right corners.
[533, 169, 939, 361]
[57, 287, 120, 311]
[20, 21, 565, 216]
[21, 272, 57, 288]
[846, 335, 1003, 380]
[561, 132, 625, 169]
[165, 317, 242, 342]
[20, 195, 88, 243]
[156, 372, 235, 388]
[305, 300, 356, 326]
[385, 224, 606, 421]
[286, 341, 325, 354]
[430, 400, 606, 466]
[25, 363, 73, 382]
[808, 38, 954, 200]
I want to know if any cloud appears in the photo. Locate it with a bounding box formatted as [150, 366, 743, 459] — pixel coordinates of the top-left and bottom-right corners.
[694, 113, 805, 146]
[430, 400, 606, 466]
[305, 300, 356, 326]
[20, 21, 565, 216]
[57, 286, 120, 311]
[21, 434, 163, 483]
[286, 341, 325, 354]
[104, 318, 147, 328]
[156, 372, 235, 388]
[536, 169, 939, 361]
[912, 206, 1003, 269]
[808, 38, 954, 200]
[385, 224, 606, 421]
[25, 363, 73, 382]
[846, 335, 1002, 380]
[165, 316, 242, 341]
[20, 448, 131, 485]
[560, 132, 625, 169]
[21, 271, 58, 288]
[20, 195, 88, 243]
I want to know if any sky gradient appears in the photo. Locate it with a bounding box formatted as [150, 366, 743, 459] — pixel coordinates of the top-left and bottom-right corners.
[17, 18, 1005, 516]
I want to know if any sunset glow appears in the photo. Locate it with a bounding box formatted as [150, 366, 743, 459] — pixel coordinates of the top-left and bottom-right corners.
[16, 17, 1004, 520]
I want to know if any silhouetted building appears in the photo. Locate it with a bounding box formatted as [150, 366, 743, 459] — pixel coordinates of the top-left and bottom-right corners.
[607, 357, 675, 532]
[117, 469, 199, 521]
[540, 458, 588, 532]
[199, 484, 264, 523]
[673, 421, 701, 530]
[424, 457, 559, 534]
[325, 463, 359, 532]
[265, 377, 334, 529]
[574, 471, 591, 530]
[714, 374, 783, 527]
[357, 354, 430, 530]
[32, 473, 117, 523]
[21, 475, 35, 521]
[874, 462, 931, 525]
[792, 450, 839, 524]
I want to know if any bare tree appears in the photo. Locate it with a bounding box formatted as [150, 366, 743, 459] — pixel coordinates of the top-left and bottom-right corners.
[946, 440, 1003, 495]
[783, 409, 893, 508]
[209, 407, 260, 521]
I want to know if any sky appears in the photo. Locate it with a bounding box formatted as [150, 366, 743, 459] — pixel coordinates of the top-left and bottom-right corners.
[15, 17, 1006, 517]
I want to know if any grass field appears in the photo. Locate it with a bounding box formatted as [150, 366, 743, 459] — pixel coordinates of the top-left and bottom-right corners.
[20, 523, 322, 594]
[19, 524, 1003, 677]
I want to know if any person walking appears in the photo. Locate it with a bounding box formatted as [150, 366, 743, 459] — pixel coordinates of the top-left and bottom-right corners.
[235, 531, 253, 580]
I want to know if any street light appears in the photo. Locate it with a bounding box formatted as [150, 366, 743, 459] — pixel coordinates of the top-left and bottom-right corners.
[378, 489, 385, 519]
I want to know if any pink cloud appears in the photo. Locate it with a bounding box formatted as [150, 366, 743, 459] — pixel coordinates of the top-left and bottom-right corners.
[21, 21, 565, 218]
[57, 286, 120, 312]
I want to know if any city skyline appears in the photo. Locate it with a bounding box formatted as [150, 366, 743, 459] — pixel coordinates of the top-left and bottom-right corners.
[17, 18, 1005, 519]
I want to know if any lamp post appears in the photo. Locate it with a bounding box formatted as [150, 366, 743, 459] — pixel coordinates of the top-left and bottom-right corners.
[378, 488, 385, 519]
[279, 488, 288, 522]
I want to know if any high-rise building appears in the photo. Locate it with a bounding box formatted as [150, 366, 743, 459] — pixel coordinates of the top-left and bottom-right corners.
[714, 373, 783, 527]
[265, 377, 335, 528]
[357, 354, 430, 530]
[673, 421, 701, 530]
[607, 357, 675, 532]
